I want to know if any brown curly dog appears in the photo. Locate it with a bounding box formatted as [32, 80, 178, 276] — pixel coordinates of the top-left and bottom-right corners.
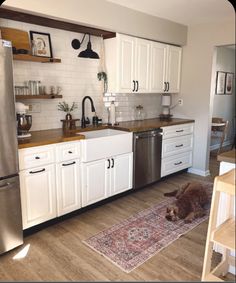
[164, 182, 210, 223]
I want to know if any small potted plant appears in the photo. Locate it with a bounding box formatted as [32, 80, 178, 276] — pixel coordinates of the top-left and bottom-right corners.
[97, 71, 108, 93]
[57, 101, 78, 120]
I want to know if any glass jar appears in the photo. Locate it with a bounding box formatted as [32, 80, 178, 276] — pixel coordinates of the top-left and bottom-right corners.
[135, 105, 145, 120]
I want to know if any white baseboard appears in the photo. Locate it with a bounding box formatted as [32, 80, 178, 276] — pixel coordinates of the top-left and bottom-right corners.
[187, 168, 210, 177]
[210, 140, 232, 151]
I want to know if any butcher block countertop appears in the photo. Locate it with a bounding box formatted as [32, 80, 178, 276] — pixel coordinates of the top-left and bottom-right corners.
[217, 149, 236, 164]
[114, 118, 194, 132]
[18, 118, 194, 149]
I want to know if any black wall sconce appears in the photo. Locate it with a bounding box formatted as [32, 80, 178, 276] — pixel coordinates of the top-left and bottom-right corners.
[71, 33, 99, 59]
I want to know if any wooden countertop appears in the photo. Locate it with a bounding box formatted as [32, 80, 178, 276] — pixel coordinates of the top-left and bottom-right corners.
[18, 118, 194, 149]
[217, 149, 236, 164]
[113, 118, 195, 132]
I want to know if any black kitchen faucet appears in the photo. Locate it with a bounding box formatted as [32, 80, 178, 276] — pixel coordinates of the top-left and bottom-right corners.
[81, 96, 96, 128]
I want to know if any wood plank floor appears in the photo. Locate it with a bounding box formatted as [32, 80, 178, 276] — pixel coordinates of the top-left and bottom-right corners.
[0, 155, 224, 281]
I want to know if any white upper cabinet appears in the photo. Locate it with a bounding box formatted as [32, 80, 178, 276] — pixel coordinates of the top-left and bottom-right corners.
[105, 33, 182, 94]
[135, 38, 151, 93]
[149, 42, 167, 93]
[165, 45, 182, 93]
[119, 35, 136, 92]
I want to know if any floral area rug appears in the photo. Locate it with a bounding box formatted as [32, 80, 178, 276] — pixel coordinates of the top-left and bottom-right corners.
[83, 183, 213, 273]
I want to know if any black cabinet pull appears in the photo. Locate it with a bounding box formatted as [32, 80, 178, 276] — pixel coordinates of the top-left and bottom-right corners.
[132, 80, 136, 92]
[111, 158, 114, 168]
[167, 82, 170, 92]
[164, 82, 167, 92]
[68, 151, 73, 154]
[35, 156, 40, 159]
[176, 129, 184, 133]
[175, 144, 183, 148]
[107, 159, 111, 169]
[62, 161, 76, 166]
[174, 161, 182, 166]
[136, 80, 139, 92]
[29, 168, 45, 174]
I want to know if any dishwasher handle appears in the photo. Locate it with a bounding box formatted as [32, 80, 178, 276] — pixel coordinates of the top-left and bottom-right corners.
[135, 131, 163, 139]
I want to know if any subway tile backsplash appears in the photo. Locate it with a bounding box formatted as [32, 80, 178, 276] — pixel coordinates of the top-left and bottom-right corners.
[1, 18, 162, 131]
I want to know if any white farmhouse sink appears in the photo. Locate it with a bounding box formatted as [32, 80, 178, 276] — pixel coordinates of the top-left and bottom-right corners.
[78, 129, 132, 162]
[77, 129, 128, 139]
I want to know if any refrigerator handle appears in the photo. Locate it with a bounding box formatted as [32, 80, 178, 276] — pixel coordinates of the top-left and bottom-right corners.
[0, 182, 14, 191]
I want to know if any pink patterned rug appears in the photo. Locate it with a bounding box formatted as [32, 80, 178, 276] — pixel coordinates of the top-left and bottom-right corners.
[83, 183, 213, 273]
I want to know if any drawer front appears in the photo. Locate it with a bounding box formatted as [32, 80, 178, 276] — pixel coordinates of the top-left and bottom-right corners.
[161, 123, 194, 139]
[56, 141, 80, 162]
[162, 134, 193, 158]
[19, 145, 55, 170]
[161, 151, 192, 177]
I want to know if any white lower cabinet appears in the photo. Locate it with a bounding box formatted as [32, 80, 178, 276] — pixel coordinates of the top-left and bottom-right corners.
[56, 159, 81, 216]
[20, 164, 57, 229]
[161, 123, 194, 177]
[111, 153, 133, 196]
[82, 153, 133, 207]
[82, 159, 108, 207]
[161, 151, 192, 177]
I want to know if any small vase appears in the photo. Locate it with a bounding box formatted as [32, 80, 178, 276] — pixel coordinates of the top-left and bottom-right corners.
[65, 113, 72, 120]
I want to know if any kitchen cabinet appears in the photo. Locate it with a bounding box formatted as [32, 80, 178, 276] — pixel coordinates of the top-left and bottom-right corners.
[161, 123, 194, 177]
[110, 153, 133, 196]
[105, 34, 151, 93]
[20, 163, 56, 229]
[19, 141, 81, 228]
[81, 159, 108, 206]
[55, 141, 81, 216]
[81, 153, 133, 207]
[56, 159, 81, 216]
[150, 43, 182, 93]
[105, 33, 182, 93]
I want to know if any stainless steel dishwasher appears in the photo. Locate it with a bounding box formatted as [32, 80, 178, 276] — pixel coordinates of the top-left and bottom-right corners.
[133, 129, 163, 189]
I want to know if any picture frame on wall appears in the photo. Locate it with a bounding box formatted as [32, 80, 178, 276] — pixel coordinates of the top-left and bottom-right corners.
[30, 31, 53, 58]
[225, 72, 234, 94]
[215, 71, 226, 95]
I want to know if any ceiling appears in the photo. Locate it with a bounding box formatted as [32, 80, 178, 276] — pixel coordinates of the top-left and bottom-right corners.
[106, 0, 234, 26]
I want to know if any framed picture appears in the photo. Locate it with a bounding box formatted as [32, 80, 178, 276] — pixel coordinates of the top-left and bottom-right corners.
[225, 72, 234, 94]
[30, 31, 53, 58]
[215, 71, 226, 94]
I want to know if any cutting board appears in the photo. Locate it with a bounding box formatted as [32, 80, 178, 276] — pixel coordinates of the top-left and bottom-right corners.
[0, 27, 31, 52]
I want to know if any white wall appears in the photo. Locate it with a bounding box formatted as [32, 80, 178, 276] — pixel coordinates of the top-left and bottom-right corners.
[2, 0, 187, 46]
[171, 21, 235, 176]
[211, 46, 235, 149]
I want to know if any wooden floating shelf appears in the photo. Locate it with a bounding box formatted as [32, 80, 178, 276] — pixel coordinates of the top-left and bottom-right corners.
[15, 95, 63, 100]
[13, 54, 61, 63]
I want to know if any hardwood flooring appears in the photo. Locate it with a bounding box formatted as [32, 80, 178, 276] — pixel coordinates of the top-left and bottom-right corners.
[0, 155, 229, 282]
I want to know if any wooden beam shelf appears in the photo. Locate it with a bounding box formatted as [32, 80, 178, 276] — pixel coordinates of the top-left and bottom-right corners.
[15, 95, 63, 100]
[0, 8, 115, 39]
[13, 54, 61, 63]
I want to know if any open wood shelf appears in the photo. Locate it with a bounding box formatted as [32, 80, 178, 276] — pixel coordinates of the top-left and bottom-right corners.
[15, 95, 63, 100]
[13, 54, 61, 63]
[212, 218, 235, 250]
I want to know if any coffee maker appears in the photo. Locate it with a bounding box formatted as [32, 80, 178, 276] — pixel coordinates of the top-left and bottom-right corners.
[15, 102, 32, 138]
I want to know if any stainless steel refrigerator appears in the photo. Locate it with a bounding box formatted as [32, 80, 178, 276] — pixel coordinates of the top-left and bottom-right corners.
[0, 39, 23, 254]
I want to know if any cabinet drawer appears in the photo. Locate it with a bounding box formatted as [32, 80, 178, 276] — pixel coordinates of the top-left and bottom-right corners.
[19, 145, 54, 170]
[162, 134, 193, 158]
[56, 141, 80, 162]
[161, 123, 194, 139]
[161, 151, 192, 178]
